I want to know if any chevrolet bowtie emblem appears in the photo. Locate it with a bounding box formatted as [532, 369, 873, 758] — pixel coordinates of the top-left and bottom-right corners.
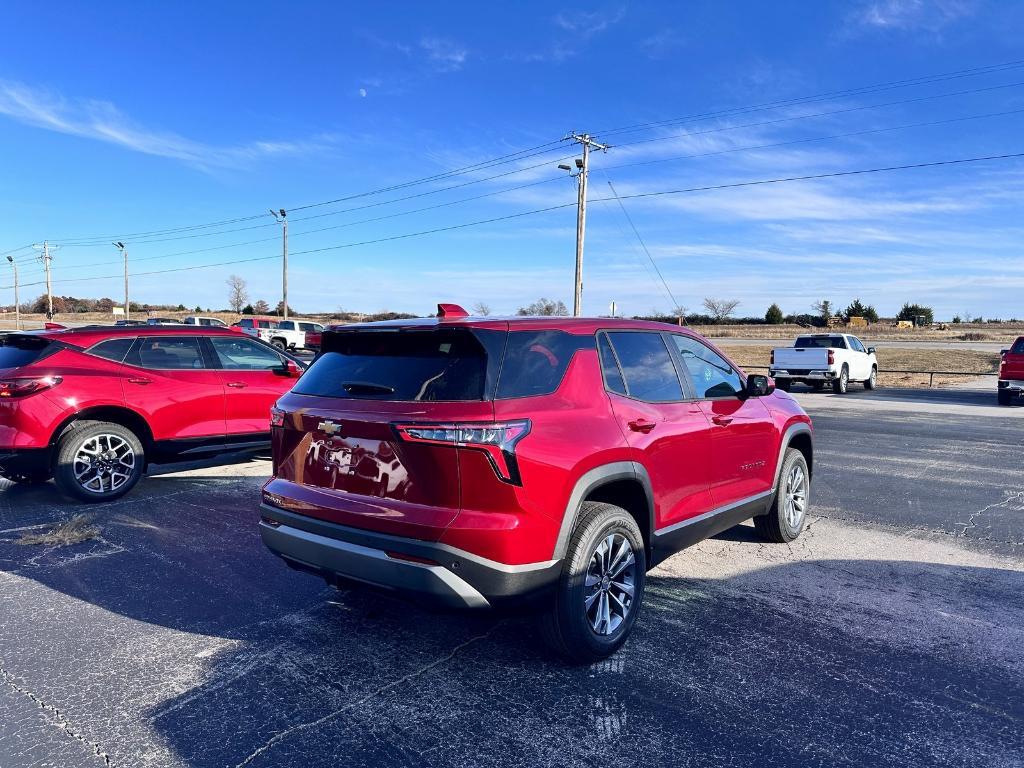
[317, 420, 343, 436]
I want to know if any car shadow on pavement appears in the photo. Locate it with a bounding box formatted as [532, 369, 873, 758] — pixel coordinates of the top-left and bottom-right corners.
[798, 385, 1007, 409]
[1, 478, 1022, 768]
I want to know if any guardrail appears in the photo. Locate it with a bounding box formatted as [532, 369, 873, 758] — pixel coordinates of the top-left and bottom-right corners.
[746, 366, 997, 388]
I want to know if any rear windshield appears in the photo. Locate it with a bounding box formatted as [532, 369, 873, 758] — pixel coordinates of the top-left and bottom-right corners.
[296, 329, 497, 401]
[295, 327, 592, 401]
[1011, 338, 1024, 354]
[795, 336, 846, 349]
[0, 335, 56, 368]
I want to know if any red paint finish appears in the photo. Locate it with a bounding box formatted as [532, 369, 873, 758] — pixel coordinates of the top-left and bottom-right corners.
[263, 315, 813, 572]
[1000, 337, 1024, 381]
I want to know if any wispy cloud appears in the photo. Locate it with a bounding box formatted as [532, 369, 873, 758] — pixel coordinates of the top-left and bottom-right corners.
[849, 0, 976, 33]
[419, 37, 469, 71]
[554, 6, 627, 36]
[640, 28, 685, 59]
[0, 80, 335, 171]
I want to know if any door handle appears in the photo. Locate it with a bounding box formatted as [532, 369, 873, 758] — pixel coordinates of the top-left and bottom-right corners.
[712, 415, 733, 426]
[226, 382, 248, 389]
[127, 377, 152, 385]
[628, 418, 656, 433]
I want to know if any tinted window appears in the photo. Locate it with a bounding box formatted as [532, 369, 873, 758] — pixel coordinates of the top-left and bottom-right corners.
[296, 329, 491, 401]
[238, 319, 254, 328]
[849, 337, 866, 353]
[278, 321, 295, 331]
[299, 322, 321, 332]
[210, 337, 284, 370]
[795, 335, 847, 349]
[87, 337, 134, 363]
[598, 333, 626, 395]
[128, 337, 206, 370]
[257, 320, 277, 329]
[496, 330, 593, 399]
[0, 336, 53, 368]
[672, 336, 742, 399]
[1012, 338, 1024, 354]
[606, 332, 683, 401]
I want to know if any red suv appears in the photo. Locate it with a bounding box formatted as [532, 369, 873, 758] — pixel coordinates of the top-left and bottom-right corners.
[0, 326, 303, 502]
[259, 305, 813, 661]
[998, 336, 1024, 406]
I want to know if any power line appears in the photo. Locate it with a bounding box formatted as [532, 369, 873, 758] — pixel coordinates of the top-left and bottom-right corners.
[6, 149, 1020, 292]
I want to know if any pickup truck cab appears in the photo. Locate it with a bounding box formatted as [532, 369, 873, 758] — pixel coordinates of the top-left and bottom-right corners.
[770, 333, 878, 394]
[998, 336, 1024, 405]
[183, 316, 228, 328]
[276, 320, 325, 351]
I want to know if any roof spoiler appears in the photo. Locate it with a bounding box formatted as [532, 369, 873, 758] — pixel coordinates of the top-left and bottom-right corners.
[437, 303, 469, 320]
[44, 322, 67, 330]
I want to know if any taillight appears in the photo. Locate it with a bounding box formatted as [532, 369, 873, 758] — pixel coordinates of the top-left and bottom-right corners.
[393, 420, 531, 485]
[0, 376, 62, 399]
[828, 349, 835, 365]
[270, 407, 286, 427]
[770, 350, 775, 364]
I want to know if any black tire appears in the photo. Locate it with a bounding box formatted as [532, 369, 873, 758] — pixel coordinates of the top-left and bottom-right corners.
[53, 421, 145, 503]
[775, 379, 791, 392]
[1, 471, 52, 485]
[754, 448, 810, 543]
[864, 366, 878, 390]
[998, 390, 1012, 406]
[270, 338, 287, 351]
[541, 502, 646, 664]
[832, 365, 849, 394]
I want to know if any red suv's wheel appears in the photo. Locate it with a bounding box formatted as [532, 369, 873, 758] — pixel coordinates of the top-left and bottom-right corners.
[541, 501, 646, 663]
[754, 447, 810, 543]
[53, 421, 146, 503]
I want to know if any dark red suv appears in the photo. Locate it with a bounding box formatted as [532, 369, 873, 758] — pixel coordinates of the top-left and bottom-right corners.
[260, 305, 813, 661]
[0, 326, 304, 502]
[998, 336, 1024, 405]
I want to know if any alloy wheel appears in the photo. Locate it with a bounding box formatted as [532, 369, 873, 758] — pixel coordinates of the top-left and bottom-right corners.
[585, 533, 636, 636]
[784, 463, 808, 530]
[73, 434, 137, 495]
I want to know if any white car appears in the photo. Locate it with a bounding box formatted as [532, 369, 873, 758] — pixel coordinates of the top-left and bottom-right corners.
[232, 317, 319, 350]
[183, 316, 228, 327]
[275, 320, 324, 351]
[769, 333, 878, 394]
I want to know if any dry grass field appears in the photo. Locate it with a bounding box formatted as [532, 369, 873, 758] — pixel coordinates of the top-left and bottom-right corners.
[720, 344, 1001, 388]
[694, 322, 1024, 343]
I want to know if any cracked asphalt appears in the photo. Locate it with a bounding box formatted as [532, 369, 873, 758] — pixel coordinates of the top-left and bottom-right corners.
[1, 385, 1022, 768]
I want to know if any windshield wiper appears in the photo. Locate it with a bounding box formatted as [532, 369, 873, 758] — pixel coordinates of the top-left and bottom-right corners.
[341, 381, 395, 394]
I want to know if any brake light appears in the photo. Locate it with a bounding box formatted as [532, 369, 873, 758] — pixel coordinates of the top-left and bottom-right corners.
[828, 349, 835, 365]
[393, 420, 531, 485]
[770, 350, 775, 364]
[0, 376, 62, 399]
[270, 407, 286, 427]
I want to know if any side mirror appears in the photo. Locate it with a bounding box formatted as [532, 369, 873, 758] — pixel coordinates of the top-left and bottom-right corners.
[745, 374, 773, 398]
[276, 359, 303, 378]
[867, 347, 876, 355]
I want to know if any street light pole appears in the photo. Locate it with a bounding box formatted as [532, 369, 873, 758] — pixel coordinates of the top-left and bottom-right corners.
[5, 255, 19, 330]
[561, 133, 609, 317]
[113, 241, 129, 320]
[270, 209, 288, 320]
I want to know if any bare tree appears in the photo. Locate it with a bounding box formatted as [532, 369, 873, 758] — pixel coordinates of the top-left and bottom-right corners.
[472, 301, 492, 316]
[253, 299, 270, 315]
[701, 297, 740, 322]
[673, 304, 688, 324]
[811, 299, 833, 324]
[226, 275, 249, 313]
[517, 298, 569, 316]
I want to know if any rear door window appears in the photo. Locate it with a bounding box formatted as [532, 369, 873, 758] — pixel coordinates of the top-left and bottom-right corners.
[0, 335, 55, 368]
[209, 337, 284, 370]
[495, 330, 593, 398]
[597, 333, 626, 395]
[127, 337, 207, 370]
[605, 332, 684, 402]
[296, 329, 496, 401]
[1013, 338, 1024, 354]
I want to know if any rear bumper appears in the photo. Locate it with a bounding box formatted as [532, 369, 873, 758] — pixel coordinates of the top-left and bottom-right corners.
[999, 380, 1024, 396]
[0, 448, 51, 477]
[259, 503, 562, 610]
[770, 368, 835, 381]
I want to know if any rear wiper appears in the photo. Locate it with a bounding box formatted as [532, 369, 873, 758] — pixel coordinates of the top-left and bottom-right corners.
[341, 381, 395, 394]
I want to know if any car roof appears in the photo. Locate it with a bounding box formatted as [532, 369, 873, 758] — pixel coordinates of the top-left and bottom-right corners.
[330, 315, 702, 336]
[27, 325, 242, 347]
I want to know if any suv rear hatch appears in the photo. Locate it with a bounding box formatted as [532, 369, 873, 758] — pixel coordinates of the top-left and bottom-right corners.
[1001, 338, 1024, 380]
[265, 323, 509, 540]
[0, 333, 62, 379]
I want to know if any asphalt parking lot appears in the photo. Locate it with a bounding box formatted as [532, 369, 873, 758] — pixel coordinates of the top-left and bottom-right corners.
[1, 386, 1022, 768]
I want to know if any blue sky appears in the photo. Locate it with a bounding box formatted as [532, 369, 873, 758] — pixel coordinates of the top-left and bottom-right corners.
[1, 0, 1023, 319]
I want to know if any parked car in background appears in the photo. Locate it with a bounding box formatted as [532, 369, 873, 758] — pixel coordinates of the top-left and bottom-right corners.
[146, 317, 182, 325]
[998, 336, 1024, 405]
[0, 326, 305, 502]
[114, 319, 147, 326]
[183, 316, 228, 327]
[259, 304, 813, 662]
[769, 333, 878, 394]
[233, 317, 280, 345]
[276, 319, 325, 352]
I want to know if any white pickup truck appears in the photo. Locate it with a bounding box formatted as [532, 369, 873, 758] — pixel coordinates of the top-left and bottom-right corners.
[232, 317, 323, 351]
[769, 333, 878, 394]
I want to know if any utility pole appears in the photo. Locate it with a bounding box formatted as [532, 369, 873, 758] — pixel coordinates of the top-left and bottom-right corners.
[32, 241, 56, 320]
[5, 255, 19, 330]
[113, 241, 129, 320]
[270, 209, 288, 320]
[560, 132, 609, 316]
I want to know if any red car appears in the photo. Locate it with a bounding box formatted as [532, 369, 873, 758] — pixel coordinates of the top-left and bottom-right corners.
[0, 326, 304, 502]
[998, 336, 1024, 405]
[259, 304, 813, 661]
